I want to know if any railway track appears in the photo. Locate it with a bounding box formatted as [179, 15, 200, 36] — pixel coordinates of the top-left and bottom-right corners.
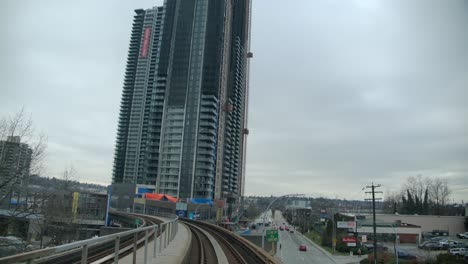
[181, 219, 279, 264]
[184, 222, 218, 264]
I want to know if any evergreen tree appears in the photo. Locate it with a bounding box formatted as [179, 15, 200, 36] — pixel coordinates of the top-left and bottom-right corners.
[423, 188, 429, 215]
[401, 196, 408, 214]
[415, 195, 421, 214]
[407, 189, 415, 214]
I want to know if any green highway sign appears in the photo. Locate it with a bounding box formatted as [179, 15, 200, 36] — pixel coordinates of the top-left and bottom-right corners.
[266, 230, 279, 243]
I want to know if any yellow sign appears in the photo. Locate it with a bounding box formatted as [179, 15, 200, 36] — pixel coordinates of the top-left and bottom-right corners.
[72, 192, 79, 220]
[216, 208, 222, 222]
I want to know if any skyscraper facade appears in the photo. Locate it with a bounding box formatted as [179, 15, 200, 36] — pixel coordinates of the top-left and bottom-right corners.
[0, 136, 32, 199]
[112, 0, 251, 201]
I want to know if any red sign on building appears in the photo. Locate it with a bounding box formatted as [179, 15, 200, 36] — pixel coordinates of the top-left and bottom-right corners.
[140, 27, 151, 57]
[342, 237, 357, 243]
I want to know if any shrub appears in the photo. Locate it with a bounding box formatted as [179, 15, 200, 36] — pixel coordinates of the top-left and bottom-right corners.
[436, 253, 465, 264]
[367, 252, 392, 264]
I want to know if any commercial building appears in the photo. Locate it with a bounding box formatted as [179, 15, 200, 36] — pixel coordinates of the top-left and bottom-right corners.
[363, 214, 466, 236]
[112, 0, 251, 203]
[357, 221, 422, 243]
[0, 136, 32, 202]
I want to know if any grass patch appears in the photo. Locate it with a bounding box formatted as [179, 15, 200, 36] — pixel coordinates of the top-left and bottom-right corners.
[304, 230, 349, 256]
[304, 230, 322, 245]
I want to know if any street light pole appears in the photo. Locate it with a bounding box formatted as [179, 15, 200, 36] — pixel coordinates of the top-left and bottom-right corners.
[332, 217, 336, 254]
[390, 224, 399, 264]
[261, 194, 304, 249]
[324, 215, 336, 254]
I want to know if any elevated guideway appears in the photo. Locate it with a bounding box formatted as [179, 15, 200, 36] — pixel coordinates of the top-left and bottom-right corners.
[0, 212, 182, 264]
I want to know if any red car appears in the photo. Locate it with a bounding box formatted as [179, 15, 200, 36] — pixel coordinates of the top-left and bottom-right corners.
[279, 226, 284, 231]
[285, 226, 290, 231]
[299, 244, 307, 251]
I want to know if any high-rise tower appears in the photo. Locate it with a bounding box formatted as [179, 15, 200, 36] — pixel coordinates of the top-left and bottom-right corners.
[112, 0, 251, 201]
[0, 136, 32, 200]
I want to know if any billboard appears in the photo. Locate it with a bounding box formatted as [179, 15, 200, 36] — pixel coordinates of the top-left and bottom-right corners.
[175, 210, 187, 217]
[342, 236, 357, 243]
[176, 202, 188, 210]
[140, 27, 151, 57]
[337, 221, 356, 229]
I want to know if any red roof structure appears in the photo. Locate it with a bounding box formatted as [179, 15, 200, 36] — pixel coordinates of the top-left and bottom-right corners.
[145, 193, 178, 203]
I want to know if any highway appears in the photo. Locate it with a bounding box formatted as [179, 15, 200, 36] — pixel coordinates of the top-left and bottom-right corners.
[273, 211, 336, 264]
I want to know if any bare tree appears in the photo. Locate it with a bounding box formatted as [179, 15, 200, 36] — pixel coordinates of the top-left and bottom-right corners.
[60, 165, 77, 190]
[429, 177, 451, 215]
[35, 165, 80, 247]
[383, 190, 401, 214]
[0, 109, 47, 206]
[0, 109, 47, 255]
[400, 175, 452, 215]
[403, 174, 428, 202]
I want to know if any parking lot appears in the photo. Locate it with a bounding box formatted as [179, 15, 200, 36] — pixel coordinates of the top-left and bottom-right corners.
[380, 236, 467, 261]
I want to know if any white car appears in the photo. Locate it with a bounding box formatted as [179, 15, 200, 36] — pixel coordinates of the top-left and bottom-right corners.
[439, 239, 459, 249]
[449, 248, 467, 256]
[457, 232, 468, 239]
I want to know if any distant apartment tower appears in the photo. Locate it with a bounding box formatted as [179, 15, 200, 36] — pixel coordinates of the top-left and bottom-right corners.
[0, 136, 32, 198]
[112, 0, 251, 201]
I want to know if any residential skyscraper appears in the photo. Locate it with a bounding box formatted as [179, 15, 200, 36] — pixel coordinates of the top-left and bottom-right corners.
[112, 0, 251, 202]
[0, 136, 32, 199]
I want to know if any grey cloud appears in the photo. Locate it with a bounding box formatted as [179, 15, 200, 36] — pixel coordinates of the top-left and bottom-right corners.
[0, 0, 466, 201]
[246, 0, 468, 201]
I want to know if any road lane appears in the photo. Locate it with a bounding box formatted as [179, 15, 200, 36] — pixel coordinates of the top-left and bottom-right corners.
[275, 212, 335, 264]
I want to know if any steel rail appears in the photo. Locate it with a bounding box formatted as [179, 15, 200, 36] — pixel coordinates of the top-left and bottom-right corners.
[206, 227, 247, 264]
[185, 222, 206, 264]
[184, 221, 221, 264]
[180, 219, 280, 264]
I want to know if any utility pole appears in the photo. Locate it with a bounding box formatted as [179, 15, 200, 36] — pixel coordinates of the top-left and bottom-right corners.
[365, 183, 382, 264]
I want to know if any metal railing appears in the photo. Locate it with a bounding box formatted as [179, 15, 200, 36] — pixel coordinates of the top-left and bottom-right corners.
[0, 212, 178, 264]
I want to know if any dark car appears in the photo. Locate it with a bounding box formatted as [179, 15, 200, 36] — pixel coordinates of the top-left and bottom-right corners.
[299, 244, 307, 251]
[421, 242, 442, 250]
[429, 236, 447, 242]
[397, 250, 418, 260]
[363, 242, 388, 252]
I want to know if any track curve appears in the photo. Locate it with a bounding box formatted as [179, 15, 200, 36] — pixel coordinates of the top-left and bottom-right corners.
[181, 219, 280, 264]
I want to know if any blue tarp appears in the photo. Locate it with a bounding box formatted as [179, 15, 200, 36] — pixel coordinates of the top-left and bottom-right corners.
[137, 187, 154, 194]
[190, 198, 213, 206]
[238, 229, 251, 235]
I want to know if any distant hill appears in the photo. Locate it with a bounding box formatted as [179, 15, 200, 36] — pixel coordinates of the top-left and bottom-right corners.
[28, 175, 107, 194]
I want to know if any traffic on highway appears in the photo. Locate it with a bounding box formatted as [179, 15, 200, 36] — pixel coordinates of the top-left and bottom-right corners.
[270, 211, 337, 264]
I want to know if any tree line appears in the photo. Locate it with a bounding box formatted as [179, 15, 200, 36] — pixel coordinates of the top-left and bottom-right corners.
[384, 175, 461, 216]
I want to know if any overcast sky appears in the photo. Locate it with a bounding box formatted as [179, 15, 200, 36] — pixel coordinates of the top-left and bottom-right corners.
[1, 0, 467, 202]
